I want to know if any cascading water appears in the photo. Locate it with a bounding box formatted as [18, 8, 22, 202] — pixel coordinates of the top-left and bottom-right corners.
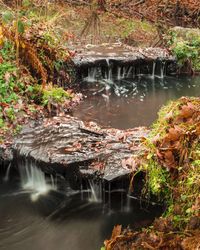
[3, 163, 11, 182]
[117, 66, 121, 80]
[86, 67, 97, 82]
[19, 160, 56, 201]
[88, 180, 102, 203]
[125, 191, 132, 212]
[160, 61, 166, 78]
[83, 60, 167, 84]
[0, 173, 162, 250]
[127, 66, 133, 78]
[152, 61, 156, 78]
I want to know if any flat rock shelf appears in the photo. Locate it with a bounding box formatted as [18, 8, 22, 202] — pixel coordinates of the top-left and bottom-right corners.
[13, 116, 148, 182]
[71, 43, 177, 83]
[72, 43, 175, 66]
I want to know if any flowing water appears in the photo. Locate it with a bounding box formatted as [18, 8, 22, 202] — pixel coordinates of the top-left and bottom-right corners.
[19, 160, 57, 202]
[0, 170, 162, 250]
[1, 62, 200, 250]
[73, 75, 200, 128]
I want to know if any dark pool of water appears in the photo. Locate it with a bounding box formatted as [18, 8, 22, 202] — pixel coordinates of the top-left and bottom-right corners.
[0, 175, 162, 250]
[73, 76, 200, 129]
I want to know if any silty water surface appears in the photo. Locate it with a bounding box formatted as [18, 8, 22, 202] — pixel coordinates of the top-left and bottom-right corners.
[73, 75, 200, 128]
[0, 170, 162, 250]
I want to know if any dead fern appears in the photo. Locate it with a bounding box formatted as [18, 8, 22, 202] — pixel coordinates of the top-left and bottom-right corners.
[2, 26, 47, 88]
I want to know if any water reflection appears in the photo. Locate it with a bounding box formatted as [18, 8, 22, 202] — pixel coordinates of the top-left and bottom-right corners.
[0, 178, 162, 250]
[73, 76, 200, 128]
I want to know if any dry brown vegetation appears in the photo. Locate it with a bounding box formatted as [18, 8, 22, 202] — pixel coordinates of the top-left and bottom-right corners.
[104, 97, 200, 250]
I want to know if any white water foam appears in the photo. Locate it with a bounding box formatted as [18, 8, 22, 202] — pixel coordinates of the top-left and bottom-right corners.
[19, 160, 56, 201]
[3, 163, 11, 182]
[88, 180, 102, 203]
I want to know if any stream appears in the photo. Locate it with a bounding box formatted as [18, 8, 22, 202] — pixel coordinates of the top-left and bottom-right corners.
[73, 75, 200, 128]
[0, 172, 161, 250]
[1, 70, 200, 250]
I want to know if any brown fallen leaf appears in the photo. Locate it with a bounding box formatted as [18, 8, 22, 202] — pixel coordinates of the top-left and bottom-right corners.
[179, 105, 194, 119]
[64, 147, 76, 152]
[104, 225, 122, 250]
[72, 142, 82, 150]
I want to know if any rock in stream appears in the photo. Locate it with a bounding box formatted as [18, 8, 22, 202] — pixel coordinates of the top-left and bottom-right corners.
[12, 116, 148, 183]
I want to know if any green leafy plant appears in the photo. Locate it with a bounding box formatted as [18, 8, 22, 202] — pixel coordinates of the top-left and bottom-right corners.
[42, 86, 72, 106]
[168, 29, 200, 72]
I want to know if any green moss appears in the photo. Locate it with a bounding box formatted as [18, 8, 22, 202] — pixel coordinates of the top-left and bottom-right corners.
[143, 159, 170, 198]
[27, 84, 72, 106]
[42, 86, 72, 106]
[141, 98, 200, 229]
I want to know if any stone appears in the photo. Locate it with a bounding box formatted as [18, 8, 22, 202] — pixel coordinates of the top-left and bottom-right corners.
[13, 115, 148, 182]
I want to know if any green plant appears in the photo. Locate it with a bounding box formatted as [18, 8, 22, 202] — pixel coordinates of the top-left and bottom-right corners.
[142, 97, 200, 229]
[42, 86, 72, 106]
[0, 41, 15, 61]
[0, 62, 19, 103]
[169, 30, 200, 72]
[0, 118, 5, 129]
[5, 107, 16, 121]
[144, 159, 170, 197]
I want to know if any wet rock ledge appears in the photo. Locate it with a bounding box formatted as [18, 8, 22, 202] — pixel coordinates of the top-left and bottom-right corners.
[72, 43, 175, 66]
[13, 116, 148, 182]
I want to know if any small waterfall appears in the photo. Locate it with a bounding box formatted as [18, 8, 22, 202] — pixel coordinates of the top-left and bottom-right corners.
[107, 67, 112, 82]
[152, 61, 156, 78]
[122, 66, 126, 79]
[160, 61, 166, 78]
[155, 61, 166, 79]
[117, 67, 121, 80]
[51, 174, 57, 189]
[125, 190, 132, 212]
[88, 180, 102, 203]
[83, 60, 167, 84]
[19, 160, 56, 201]
[3, 163, 11, 182]
[105, 59, 113, 83]
[127, 66, 133, 78]
[86, 67, 97, 82]
[105, 58, 110, 66]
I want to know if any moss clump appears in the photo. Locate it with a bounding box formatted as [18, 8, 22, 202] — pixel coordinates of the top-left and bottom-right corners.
[42, 85, 72, 106]
[104, 97, 200, 249]
[27, 84, 72, 106]
[143, 159, 170, 198]
[142, 97, 200, 229]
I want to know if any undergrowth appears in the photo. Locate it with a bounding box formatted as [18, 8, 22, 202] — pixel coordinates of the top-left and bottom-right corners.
[142, 97, 200, 229]
[168, 28, 200, 73]
[0, 39, 72, 143]
[104, 97, 200, 249]
[0, 1, 81, 143]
